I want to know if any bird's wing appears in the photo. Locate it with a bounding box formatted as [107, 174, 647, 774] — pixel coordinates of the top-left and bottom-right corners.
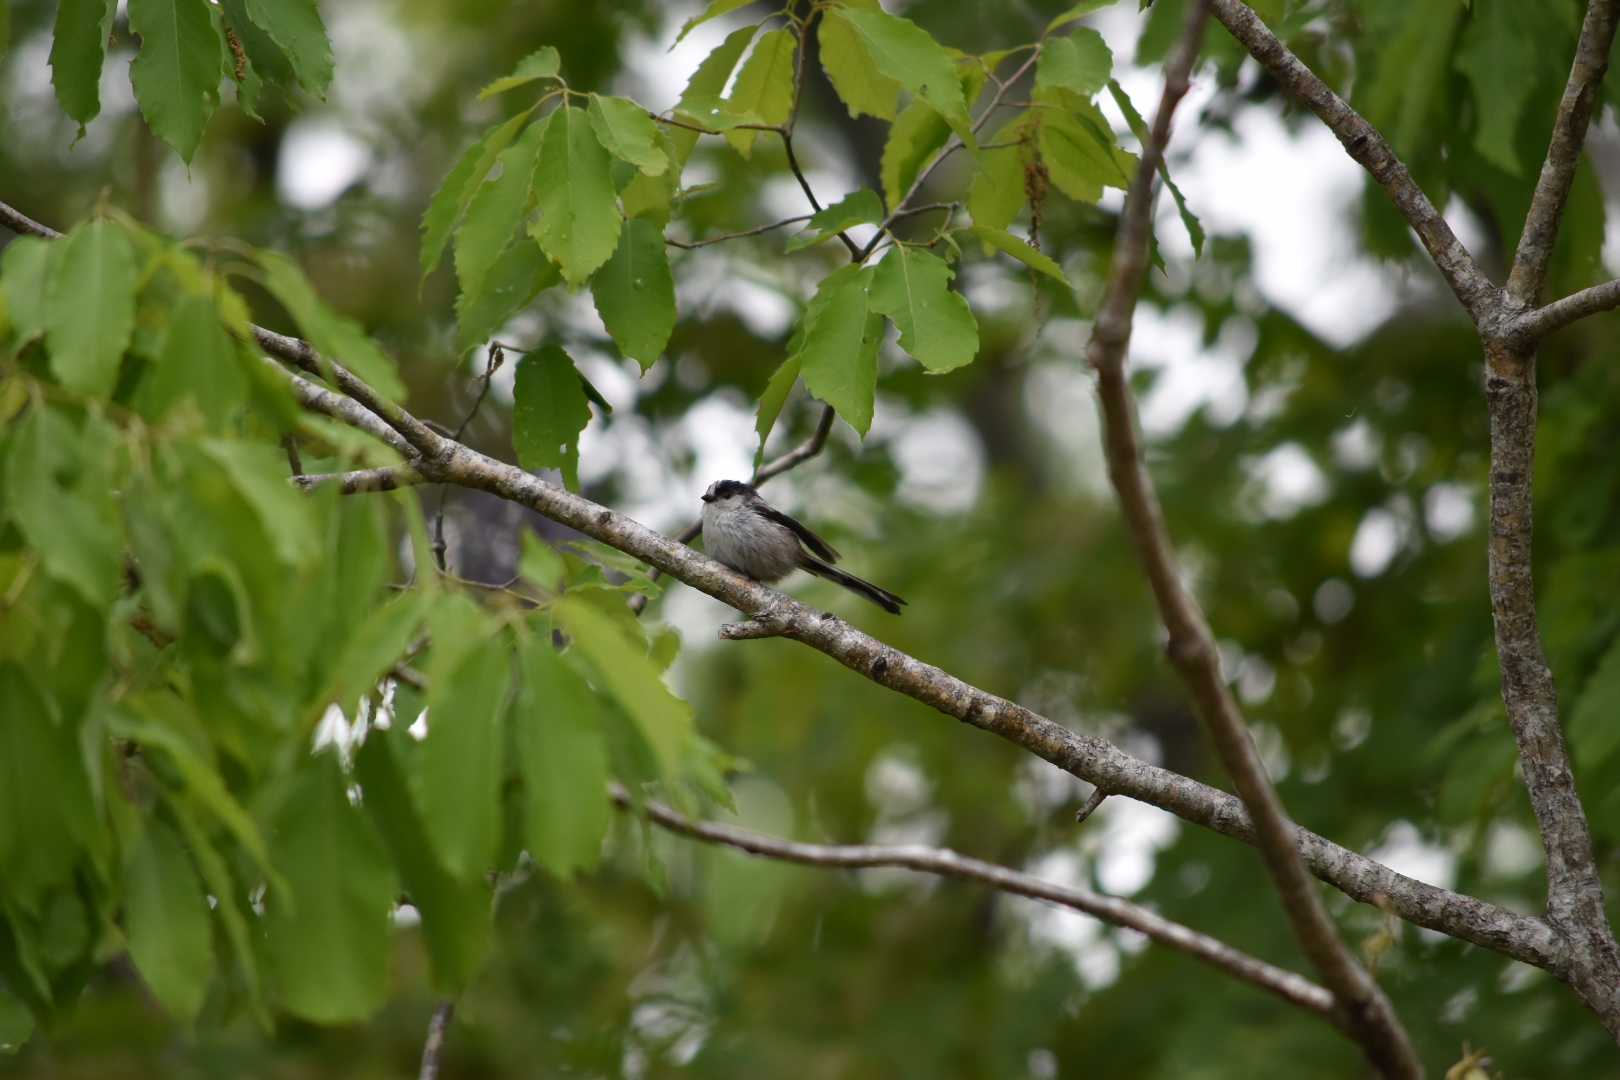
[755, 504, 840, 562]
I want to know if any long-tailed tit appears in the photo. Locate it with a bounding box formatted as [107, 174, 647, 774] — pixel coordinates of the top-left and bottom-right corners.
[700, 480, 906, 614]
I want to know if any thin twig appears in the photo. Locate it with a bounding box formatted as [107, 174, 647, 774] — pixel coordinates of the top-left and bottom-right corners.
[611, 785, 1340, 1023]
[294, 464, 426, 494]
[1074, 788, 1107, 824]
[666, 213, 815, 250]
[1510, 276, 1620, 341]
[432, 343, 506, 572]
[1084, 5, 1420, 1074]
[418, 1000, 455, 1080]
[281, 435, 304, 478]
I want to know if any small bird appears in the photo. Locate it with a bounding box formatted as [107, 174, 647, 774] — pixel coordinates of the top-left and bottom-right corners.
[700, 480, 906, 614]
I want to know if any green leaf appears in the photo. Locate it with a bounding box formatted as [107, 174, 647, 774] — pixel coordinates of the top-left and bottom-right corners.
[1571, 636, 1620, 770]
[832, 8, 973, 143]
[262, 754, 396, 1024]
[255, 249, 406, 402]
[532, 105, 622, 285]
[1456, 0, 1565, 176]
[512, 345, 594, 490]
[477, 46, 561, 100]
[1036, 94, 1130, 202]
[219, 0, 294, 93]
[969, 225, 1067, 284]
[240, 0, 331, 95]
[590, 218, 675, 371]
[127, 0, 223, 162]
[167, 801, 262, 1014]
[587, 95, 668, 176]
[323, 591, 431, 714]
[671, 24, 759, 167]
[869, 245, 978, 373]
[968, 119, 1030, 230]
[45, 219, 138, 397]
[818, 3, 900, 121]
[456, 236, 559, 351]
[1035, 27, 1112, 100]
[514, 636, 612, 877]
[454, 119, 545, 301]
[1, 236, 54, 347]
[196, 438, 318, 567]
[134, 294, 248, 424]
[519, 532, 566, 592]
[48, 0, 117, 128]
[621, 128, 681, 225]
[355, 734, 492, 993]
[416, 643, 511, 881]
[753, 354, 803, 465]
[880, 98, 952, 208]
[792, 265, 879, 436]
[555, 597, 693, 783]
[1047, 0, 1122, 33]
[4, 408, 121, 607]
[124, 821, 214, 1024]
[420, 110, 534, 284]
[785, 188, 884, 253]
[675, 0, 756, 44]
[724, 28, 796, 158]
[0, 984, 34, 1053]
[1108, 79, 1202, 255]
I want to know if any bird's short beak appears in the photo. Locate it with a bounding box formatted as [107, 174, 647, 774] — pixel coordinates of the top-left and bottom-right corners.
[700, 492, 713, 503]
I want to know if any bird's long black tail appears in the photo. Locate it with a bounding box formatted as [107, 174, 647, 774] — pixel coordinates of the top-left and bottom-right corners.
[799, 556, 906, 614]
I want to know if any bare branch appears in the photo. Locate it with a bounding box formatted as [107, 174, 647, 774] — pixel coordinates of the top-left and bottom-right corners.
[1511, 277, 1620, 340]
[294, 464, 426, 494]
[612, 785, 1340, 1023]
[264, 358, 416, 457]
[1074, 788, 1108, 824]
[666, 213, 815, 250]
[1084, 5, 1420, 1074]
[1506, 0, 1620, 303]
[0, 201, 61, 239]
[418, 1000, 455, 1080]
[1206, 0, 1500, 326]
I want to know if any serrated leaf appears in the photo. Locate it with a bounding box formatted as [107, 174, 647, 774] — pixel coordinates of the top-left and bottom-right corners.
[1456, 0, 1565, 176]
[454, 119, 545, 300]
[220, 0, 294, 91]
[1036, 27, 1112, 100]
[323, 591, 430, 713]
[881, 98, 952, 208]
[675, 0, 756, 45]
[724, 28, 796, 158]
[588, 95, 668, 175]
[1047, 0, 1122, 33]
[134, 293, 248, 424]
[968, 118, 1030, 230]
[833, 8, 973, 143]
[590, 218, 675, 371]
[477, 46, 561, 100]
[784, 188, 884, 253]
[416, 643, 511, 881]
[354, 734, 492, 993]
[48, 0, 116, 128]
[555, 597, 693, 783]
[513, 345, 593, 490]
[819, 3, 900, 121]
[128, 0, 223, 162]
[1, 236, 53, 346]
[533, 105, 622, 285]
[45, 219, 138, 397]
[868, 245, 978, 373]
[196, 438, 318, 566]
[753, 353, 803, 465]
[514, 636, 611, 877]
[1108, 79, 1202, 255]
[621, 128, 681, 225]
[671, 24, 759, 167]
[456, 236, 559, 350]
[792, 264, 878, 436]
[262, 754, 396, 1024]
[970, 225, 1067, 284]
[255, 249, 406, 402]
[420, 110, 534, 284]
[124, 821, 214, 1024]
[1036, 94, 1129, 202]
[240, 0, 331, 95]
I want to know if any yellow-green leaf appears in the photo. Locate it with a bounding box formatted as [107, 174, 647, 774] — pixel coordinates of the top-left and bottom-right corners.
[590, 217, 675, 371]
[868, 245, 978, 373]
[45, 219, 138, 397]
[724, 28, 796, 158]
[532, 105, 622, 285]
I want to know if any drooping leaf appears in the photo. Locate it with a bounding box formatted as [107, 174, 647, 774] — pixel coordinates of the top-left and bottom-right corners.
[477, 46, 561, 100]
[784, 188, 884, 253]
[791, 265, 879, 436]
[355, 734, 492, 993]
[416, 642, 511, 881]
[0, 236, 53, 346]
[454, 118, 545, 300]
[195, 439, 318, 567]
[969, 225, 1068, 285]
[512, 344, 594, 490]
[753, 353, 803, 465]
[670, 24, 759, 167]
[134, 294, 248, 424]
[240, 0, 331, 95]
[621, 128, 681, 225]
[262, 754, 396, 1024]
[513, 635, 612, 877]
[868, 245, 979, 373]
[675, 0, 756, 45]
[123, 821, 215, 1024]
[420, 110, 534, 284]
[590, 218, 676, 371]
[322, 591, 431, 715]
[967, 117, 1030, 230]
[587, 95, 668, 176]
[456, 236, 560, 350]
[48, 0, 117, 128]
[127, 0, 224, 162]
[818, 1, 900, 121]
[532, 105, 622, 285]
[1047, 0, 1123, 33]
[44, 219, 138, 398]
[832, 8, 973, 143]
[1108, 79, 1202, 255]
[1035, 28, 1113, 100]
[255, 250, 406, 402]
[881, 98, 952, 209]
[1570, 636, 1620, 770]
[723, 28, 797, 158]
[1455, 0, 1569, 176]
[1036, 94, 1131, 202]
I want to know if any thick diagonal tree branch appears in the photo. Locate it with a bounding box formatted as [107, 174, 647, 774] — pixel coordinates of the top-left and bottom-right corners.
[610, 785, 1341, 1023]
[1205, 0, 1500, 327]
[1506, 0, 1620, 303]
[1083, 4, 1419, 1075]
